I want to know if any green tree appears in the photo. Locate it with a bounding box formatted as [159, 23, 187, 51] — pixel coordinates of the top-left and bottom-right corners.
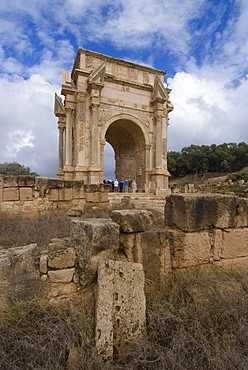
[0, 162, 39, 176]
[167, 142, 248, 176]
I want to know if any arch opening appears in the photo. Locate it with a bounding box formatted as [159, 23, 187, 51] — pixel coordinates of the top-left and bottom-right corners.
[105, 119, 146, 191]
[104, 142, 115, 181]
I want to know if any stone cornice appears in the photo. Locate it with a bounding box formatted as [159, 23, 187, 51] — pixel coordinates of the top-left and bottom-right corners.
[73, 47, 166, 76]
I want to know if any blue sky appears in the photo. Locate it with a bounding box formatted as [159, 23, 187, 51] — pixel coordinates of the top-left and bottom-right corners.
[0, 0, 248, 178]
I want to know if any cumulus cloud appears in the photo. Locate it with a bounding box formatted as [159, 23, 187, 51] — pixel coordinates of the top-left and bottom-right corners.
[0, 74, 60, 177]
[167, 71, 248, 151]
[0, 0, 247, 176]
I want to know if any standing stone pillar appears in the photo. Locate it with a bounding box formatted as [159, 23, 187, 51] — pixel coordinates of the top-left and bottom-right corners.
[87, 80, 104, 184]
[56, 118, 66, 178]
[155, 113, 163, 169]
[65, 107, 73, 166]
[58, 121, 65, 170]
[96, 260, 147, 360]
[90, 104, 99, 165]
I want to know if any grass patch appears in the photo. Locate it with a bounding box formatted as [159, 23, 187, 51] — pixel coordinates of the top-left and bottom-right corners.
[0, 213, 71, 249]
[1, 267, 248, 369]
[229, 186, 248, 194]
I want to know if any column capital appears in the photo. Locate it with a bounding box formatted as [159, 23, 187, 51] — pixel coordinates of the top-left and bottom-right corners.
[65, 107, 74, 115]
[77, 91, 87, 102]
[58, 122, 66, 131]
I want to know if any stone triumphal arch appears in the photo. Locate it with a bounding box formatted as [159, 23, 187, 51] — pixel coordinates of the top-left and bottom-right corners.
[54, 48, 173, 195]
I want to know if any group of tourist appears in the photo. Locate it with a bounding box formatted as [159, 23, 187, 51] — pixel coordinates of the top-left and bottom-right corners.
[104, 179, 137, 193]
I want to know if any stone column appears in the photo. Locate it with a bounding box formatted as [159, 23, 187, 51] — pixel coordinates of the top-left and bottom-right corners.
[63, 107, 74, 180]
[58, 122, 65, 170]
[65, 107, 73, 167]
[144, 144, 151, 192]
[90, 104, 99, 165]
[155, 113, 163, 169]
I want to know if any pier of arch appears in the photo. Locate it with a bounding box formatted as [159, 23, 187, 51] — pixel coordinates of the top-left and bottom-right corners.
[54, 48, 173, 195]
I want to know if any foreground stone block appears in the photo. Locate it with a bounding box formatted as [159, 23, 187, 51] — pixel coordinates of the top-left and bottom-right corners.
[139, 229, 172, 281]
[222, 228, 248, 259]
[48, 268, 75, 283]
[3, 188, 19, 201]
[71, 219, 119, 286]
[111, 210, 154, 233]
[48, 247, 76, 269]
[95, 260, 146, 360]
[0, 244, 40, 309]
[19, 187, 33, 201]
[165, 193, 248, 231]
[167, 229, 213, 268]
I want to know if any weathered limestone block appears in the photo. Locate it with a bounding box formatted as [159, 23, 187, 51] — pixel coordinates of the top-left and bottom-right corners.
[2, 175, 18, 187]
[71, 219, 119, 286]
[40, 254, 48, 273]
[222, 228, 248, 259]
[0, 244, 40, 309]
[167, 229, 214, 268]
[119, 233, 137, 262]
[35, 177, 48, 196]
[139, 229, 172, 282]
[215, 256, 248, 269]
[48, 238, 69, 251]
[59, 188, 73, 201]
[47, 178, 64, 189]
[48, 268, 75, 283]
[72, 186, 85, 199]
[50, 282, 78, 298]
[165, 193, 248, 231]
[49, 188, 59, 201]
[18, 176, 35, 187]
[48, 248, 76, 269]
[3, 188, 19, 201]
[86, 192, 107, 202]
[95, 260, 146, 360]
[111, 210, 154, 233]
[19, 187, 33, 200]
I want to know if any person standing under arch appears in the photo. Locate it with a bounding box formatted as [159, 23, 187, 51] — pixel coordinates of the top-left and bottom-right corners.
[131, 180, 137, 193]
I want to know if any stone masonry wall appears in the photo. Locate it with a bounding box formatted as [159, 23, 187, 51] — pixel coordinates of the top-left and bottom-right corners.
[0, 175, 110, 215]
[165, 193, 248, 270]
[1, 195, 248, 308]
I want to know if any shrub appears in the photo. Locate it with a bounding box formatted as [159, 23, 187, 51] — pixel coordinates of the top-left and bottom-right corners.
[180, 180, 196, 186]
[227, 167, 248, 182]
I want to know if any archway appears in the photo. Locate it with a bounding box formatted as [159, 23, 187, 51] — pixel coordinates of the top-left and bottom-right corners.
[104, 142, 115, 181]
[105, 118, 146, 191]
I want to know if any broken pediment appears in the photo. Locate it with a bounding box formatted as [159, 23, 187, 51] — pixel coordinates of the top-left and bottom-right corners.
[152, 75, 168, 104]
[54, 93, 65, 116]
[62, 69, 72, 86]
[88, 61, 106, 84]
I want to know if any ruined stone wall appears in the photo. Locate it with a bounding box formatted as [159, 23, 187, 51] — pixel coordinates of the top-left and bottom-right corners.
[2, 195, 248, 309]
[170, 180, 248, 196]
[165, 193, 248, 270]
[0, 175, 110, 215]
[1, 197, 248, 359]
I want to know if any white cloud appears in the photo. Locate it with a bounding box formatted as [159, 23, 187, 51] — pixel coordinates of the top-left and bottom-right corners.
[0, 73, 60, 177]
[167, 70, 248, 151]
[0, 0, 247, 178]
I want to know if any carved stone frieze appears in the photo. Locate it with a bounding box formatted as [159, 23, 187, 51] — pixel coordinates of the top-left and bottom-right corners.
[130, 68, 138, 81]
[86, 55, 94, 69]
[143, 72, 149, 84]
